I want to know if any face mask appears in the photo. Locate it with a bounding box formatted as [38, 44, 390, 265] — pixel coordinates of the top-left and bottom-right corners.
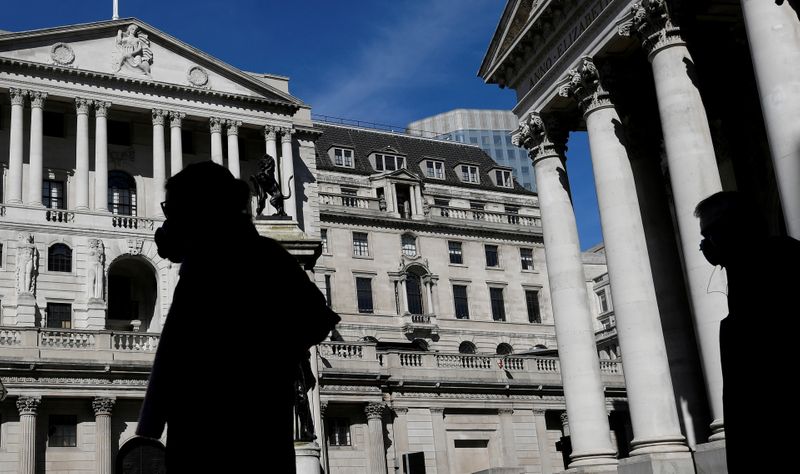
[154, 220, 185, 263]
[699, 238, 722, 267]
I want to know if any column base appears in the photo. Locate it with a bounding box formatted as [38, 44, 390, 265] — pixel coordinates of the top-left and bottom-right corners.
[15, 294, 37, 327]
[561, 466, 618, 474]
[693, 440, 727, 474]
[618, 452, 695, 474]
[294, 441, 321, 474]
[707, 419, 725, 441]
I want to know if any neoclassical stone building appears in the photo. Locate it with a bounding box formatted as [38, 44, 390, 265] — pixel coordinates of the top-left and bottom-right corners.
[480, 0, 799, 473]
[0, 16, 625, 474]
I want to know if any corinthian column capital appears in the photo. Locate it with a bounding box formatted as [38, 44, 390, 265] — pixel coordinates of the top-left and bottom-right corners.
[619, 0, 684, 57]
[226, 120, 243, 136]
[281, 127, 295, 143]
[512, 112, 568, 162]
[209, 117, 223, 133]
[152, 109, 168, 126]
[92, 397, 116, 416]
[9, 88, 27, 106]
[94, 101, 112, 117]
[169, 111, 186, 128]
[558, 57, 613, 116]
[16, 396, 42, 416]
[29, 91, 48, 108]
[365, 402, 386, 420]
[75, 98, 93, 115]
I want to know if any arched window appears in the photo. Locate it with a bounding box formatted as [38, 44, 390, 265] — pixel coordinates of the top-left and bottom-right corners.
[534, 344, 548, 350]
[412, 339, 429, 351]
[361, 336, 379, 343]
[108, 171, 137, 216]
[496, 343, 513, 355]
[459, 341, 477, 354]
[48, 244, 72, 272]
[401, 233, 417, 257]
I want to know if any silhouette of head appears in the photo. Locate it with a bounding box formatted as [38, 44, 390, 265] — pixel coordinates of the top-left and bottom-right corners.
[155, 161, 251, 262]
[695, 191, 764, 267]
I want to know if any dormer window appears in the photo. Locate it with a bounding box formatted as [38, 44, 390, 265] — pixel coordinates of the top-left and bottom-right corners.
[495, 170, 513, 188]
[460, 165, 479, 184]
[375, 153, 406, 171]
[425, 160, 445, 179]
[333, 148, 354, 168]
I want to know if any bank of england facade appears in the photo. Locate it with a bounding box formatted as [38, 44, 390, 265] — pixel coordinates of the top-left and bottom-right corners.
[0, 15, 632, 474]
[481, 0, 799, 473]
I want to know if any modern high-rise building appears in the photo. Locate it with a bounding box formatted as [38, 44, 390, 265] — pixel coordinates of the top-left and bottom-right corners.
[407, 110, 536, 191]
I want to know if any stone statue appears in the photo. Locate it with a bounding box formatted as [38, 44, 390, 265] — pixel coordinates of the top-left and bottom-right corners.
[16, 234, 38, 296]
[250, 154, 292, 217]
[293, 354, 317, 442]
[87, 239, 105, 300]
[112, 24, 154, 77]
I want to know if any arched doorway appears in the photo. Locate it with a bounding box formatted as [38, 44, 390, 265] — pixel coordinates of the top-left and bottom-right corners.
[116, 436, 166, 474]
[107, 257, 157, 331]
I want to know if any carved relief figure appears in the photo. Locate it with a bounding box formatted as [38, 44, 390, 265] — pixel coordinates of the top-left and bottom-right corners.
[16, 234, 38, 295]
[112, 25, 153, 77]
[249, 154, 292, 217]
[87, 239, 105, 300]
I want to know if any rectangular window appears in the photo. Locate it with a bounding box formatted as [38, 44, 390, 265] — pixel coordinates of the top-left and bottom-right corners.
[426, 160, 444, 179]
[448, 241, 463, 264]
[333, 148, 354, 167]
[598, 290, 609, 313]
[352, 232, 369, 257]
[46, 303, 72, 329]
[48, 415, 77, 447]
[526, 290, 541, 323]
[485, 245, 499, 267]
[43, 180, 65, 209]
[108, 120, 131, 146]
[495, 170, 513, 188]
[327, 417, 352, 446]
[43, 111, 65, 138]
[453, 285, 469, 319]
[461, 165, 479, 183]
[375, 153, 406, 171]
[356, 277, 374, 314]
[490, 287, 506, 321]
[520, 248, 534, 270]
[321, 229, 329, 254]
[324, 274, 332, 308]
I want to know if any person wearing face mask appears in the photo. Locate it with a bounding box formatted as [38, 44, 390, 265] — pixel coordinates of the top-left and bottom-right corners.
[135, 161, 340, 473]
[695, 191, 800, 472]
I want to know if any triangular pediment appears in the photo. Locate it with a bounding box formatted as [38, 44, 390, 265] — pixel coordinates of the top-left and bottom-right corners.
[370, 168, 423, 183]
[479, 0, 536, 79]
[0, 18, 302, 107]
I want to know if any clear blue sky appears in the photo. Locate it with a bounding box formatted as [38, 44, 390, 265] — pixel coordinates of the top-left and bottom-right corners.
[3, 0, 602, 249]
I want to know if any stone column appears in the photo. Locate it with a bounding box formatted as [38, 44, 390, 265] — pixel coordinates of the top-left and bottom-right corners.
[27, 91, 47, 206]
[397, 278, 408, 314]
[319, 401, 329, 473]
[227, 120, 242, 178]
[560, 57, 688, 457]
[365, 402, 388, 474]
[16, 396, 41, 474]
[209, 117, 224, 165]
[92, 397, 115, 474]
[533, 409, 553, 474]
[498, 408, 518, 467]
[430, 407, 449, 474]
[392, 407, 410, 472]
[94, 101, 111, 212]
[740, 0, 800, 237]
[622, 0, 727, 440]
[265, 125, 279, 159]
[6, 88, 26, 204]
[413, 185, 424, 217]
[423, 277, 434, 314]
[430, 276, 439, 315]
[512, 114, 617, 469]
[169, 111, 185, 176]
[152, 109, 167, 217]
[75, 98, 93, 210]
[281, 128, 297, 219]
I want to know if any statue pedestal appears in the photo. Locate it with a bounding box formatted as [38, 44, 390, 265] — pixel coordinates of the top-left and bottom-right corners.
[294, 441, 321, 474]
[15, 294, 37, 327]
[253, 218, 323, 270]
[85, 299, 106, 330]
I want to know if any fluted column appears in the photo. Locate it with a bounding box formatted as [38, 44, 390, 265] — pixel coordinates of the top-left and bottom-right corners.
[513, 114, 617, 468]
[280, 128, 297, 219]
[74, 98, 93, 210]
[92, 397, 115, 474]
[498, 408, 519, 467]
[533, 409, 553, 474]
[169, 111, 185, 176]
[740, 0, 800, 237]
[6, 88, 27, 204]
[16, 396, 41, 474]
[365, 402, 387, 474]
[209, 117, 224, 165]
[27, 91, 47, 206]
[94, 101, 111, 212]
[392, 407, 410, 472]
[430, 407, 449, 474]
[560, 57, 688, 456]
[622, 0, 726, 440]
[227, 120, 242, 178]
[152, 109, 167, 217]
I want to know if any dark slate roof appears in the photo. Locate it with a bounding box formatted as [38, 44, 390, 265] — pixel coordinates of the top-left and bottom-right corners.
[314, 123, 535, 195]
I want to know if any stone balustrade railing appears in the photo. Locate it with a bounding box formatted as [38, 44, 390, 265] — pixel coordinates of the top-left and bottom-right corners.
[429, 205, 542, 227]
[319, 192, 381, 210]
[0, 327, 159, 361]
[0, 204, 163, 234]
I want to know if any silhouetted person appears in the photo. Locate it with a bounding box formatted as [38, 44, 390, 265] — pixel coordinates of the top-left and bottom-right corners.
[136, 162, 340, 473]
[695, 191, 800, 473]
